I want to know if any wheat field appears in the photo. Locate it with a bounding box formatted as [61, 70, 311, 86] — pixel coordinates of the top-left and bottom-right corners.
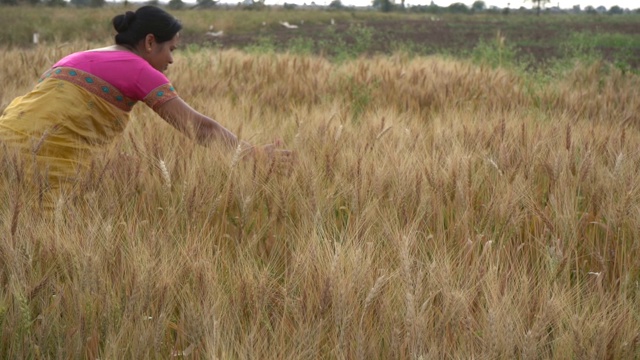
[1, 42, 640, 359]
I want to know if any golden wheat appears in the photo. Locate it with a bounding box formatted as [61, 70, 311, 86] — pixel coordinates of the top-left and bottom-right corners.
[1, 43, 640, 358]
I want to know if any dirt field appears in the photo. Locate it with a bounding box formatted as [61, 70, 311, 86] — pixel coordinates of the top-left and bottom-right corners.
[184, 15, 640, 68]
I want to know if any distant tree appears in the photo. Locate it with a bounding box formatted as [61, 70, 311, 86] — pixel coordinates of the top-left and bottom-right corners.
[407, 1, 442, 13]
[168, 0, 184, 9]
[608, 5, 623, 14]
[46, 0, 66, 6]
[71, 0, 104, 7]
[528, 0, 549, 15]
[328, 0, 343, 9]
[372, 0, 393, 12]
[0, 0, 18, 5]
[584, 5, 597, 14]
[471, 0, 485, 12]
[196, 0, 216, 8]
[448, 2, 470, 13]
[241, 0, 265, 10]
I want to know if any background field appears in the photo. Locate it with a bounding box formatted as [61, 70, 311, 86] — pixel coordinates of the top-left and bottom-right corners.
[1, 6, 640, 359]
[2, 7, 640, 70]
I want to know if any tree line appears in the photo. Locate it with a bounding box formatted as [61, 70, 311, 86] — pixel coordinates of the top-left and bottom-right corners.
[0, 0, 635, 15]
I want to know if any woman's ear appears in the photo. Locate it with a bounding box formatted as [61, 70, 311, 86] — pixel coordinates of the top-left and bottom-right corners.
[144, 34, 156, 52]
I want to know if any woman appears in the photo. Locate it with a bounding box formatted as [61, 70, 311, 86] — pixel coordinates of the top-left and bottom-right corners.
[0, 6, 288, 209]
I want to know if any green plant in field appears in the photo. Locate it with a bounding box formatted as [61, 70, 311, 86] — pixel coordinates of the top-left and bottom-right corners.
[287, 37, 315, 55]
[317, 23, 375, 60]
[318, 26, 350, 61]
[561, 32, 604, 65]
[390, 40, 422, 57]
[471, 31, 518, 68]
[346, 76, 375, 121]
[183, 43, 204, 54]
[561, 31, 639, 73]
[244, 36, 277, 54]
[346, 23, 375, 56]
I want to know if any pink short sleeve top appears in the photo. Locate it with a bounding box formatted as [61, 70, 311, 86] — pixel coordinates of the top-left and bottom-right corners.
[50, 50, 178, 111]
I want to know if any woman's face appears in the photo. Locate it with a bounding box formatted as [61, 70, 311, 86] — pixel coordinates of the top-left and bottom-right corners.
[143, 33, 179, 73]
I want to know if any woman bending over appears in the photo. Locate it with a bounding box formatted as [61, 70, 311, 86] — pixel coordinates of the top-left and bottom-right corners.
[0, 6, 289, 208]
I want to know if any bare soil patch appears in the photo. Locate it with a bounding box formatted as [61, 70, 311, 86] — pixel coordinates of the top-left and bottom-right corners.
[182, 15, 640, 68]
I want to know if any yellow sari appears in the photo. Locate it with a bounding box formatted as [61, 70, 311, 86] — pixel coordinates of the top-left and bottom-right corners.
[0, 68, 133, 209]
[1, 63, 177, 210]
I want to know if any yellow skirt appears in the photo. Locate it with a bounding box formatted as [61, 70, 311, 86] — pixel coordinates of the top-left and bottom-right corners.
[0, 76, 130, 210]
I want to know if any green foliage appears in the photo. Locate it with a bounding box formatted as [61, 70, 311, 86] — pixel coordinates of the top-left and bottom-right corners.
[283, 2, 297, 10]
[196, 0, 216, 8]
[585, 6, 597, 14]
[168, 0, 185, 10]
[471, 0, 485, 12]
[318, 25, 349, 60]
[346, 23, 374, 55]
[315, 23, 375, 61]
[245, 36, 277, 54]
[608, 6, 623, 15]
[471, 33, 518, 68]
[70, 0, 105, 7]
[46, 0, 66, 6]
[563, 32, 607, 59]
[407, 3, 442, 14]
[241, 0, 266, 10]
[183, 43, 204, 53]
[328, 0, 343, 10]
[389, 40, 425, 57]
[287, 37, 315, 55]
[560, 31, 639, 72]
[345, 76, 374, 121]
[448, 2, 470, 14]
[372, 0, 393, 13]
[528, 0, 550, 15]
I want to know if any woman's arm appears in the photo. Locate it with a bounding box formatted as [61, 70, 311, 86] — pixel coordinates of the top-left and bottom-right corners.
[155, 96, 245, 150]
[155, 96, 294, 167]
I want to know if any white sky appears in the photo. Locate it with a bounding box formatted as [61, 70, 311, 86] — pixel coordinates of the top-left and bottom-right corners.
[263, 0, 637, 9]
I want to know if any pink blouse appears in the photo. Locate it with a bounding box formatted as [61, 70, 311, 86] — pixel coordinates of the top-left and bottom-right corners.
[47, 50, 178, 112]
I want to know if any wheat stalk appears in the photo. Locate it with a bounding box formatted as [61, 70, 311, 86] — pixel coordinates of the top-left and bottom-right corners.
[158, 159, 172, 190]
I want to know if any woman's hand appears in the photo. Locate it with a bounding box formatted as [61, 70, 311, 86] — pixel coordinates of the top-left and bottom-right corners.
[246, 139, 295, 176]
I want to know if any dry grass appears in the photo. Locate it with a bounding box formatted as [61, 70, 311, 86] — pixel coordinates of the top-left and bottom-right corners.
[2, 44, 640, 358]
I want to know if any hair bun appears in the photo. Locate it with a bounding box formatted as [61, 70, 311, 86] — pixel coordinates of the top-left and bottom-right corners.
[113, 11, 137, 33]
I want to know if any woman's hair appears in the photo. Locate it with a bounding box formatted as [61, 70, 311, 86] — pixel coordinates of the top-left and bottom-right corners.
[112, 6, 182, 47]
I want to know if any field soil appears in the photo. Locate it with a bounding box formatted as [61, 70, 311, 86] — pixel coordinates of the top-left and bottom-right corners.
[183, 15, 640, 68]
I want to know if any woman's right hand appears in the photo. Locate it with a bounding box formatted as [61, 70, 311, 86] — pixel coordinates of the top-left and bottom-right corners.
[252, 140, 295, 176]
